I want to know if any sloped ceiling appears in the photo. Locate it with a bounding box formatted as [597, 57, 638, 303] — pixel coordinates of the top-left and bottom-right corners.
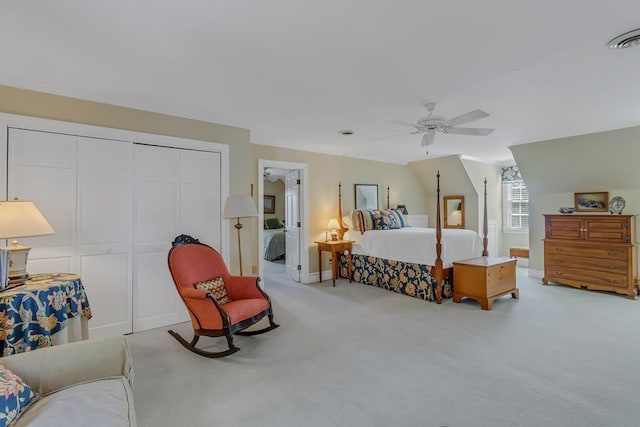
[511, 125, 640, 194]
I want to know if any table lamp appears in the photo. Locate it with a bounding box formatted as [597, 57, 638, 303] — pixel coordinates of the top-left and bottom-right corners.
[0, 198, 55, 286]
[223, 195, 258, 276]
[327, 218, 340, 241]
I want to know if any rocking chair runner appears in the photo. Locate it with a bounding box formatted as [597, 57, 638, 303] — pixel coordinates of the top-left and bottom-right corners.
[167, 234, 279, 358]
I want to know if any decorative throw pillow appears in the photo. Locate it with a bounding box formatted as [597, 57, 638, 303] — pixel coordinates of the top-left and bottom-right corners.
[353, 209, 380, 234]
[384, 208, 407, 227]
[0, 365, 38, 426]
[373, 213, 400, 230]
[194, 277, 232, 304]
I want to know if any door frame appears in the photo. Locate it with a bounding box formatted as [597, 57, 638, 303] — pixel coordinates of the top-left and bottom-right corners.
[258, 159, 309, 283]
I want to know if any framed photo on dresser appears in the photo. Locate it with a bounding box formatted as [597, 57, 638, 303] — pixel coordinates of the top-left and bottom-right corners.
[574, 191, 608, 212]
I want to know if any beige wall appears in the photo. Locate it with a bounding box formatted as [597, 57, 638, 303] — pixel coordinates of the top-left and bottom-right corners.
[251, 144, 429, 274]
[511, 125, 640, 273]
[408, 156, 505, 253]
[0, 84, 254, 274]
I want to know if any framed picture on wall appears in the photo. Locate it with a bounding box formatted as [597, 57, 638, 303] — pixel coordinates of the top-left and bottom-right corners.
[264, 195, 275, 214]
[354, 184, 378, 210]
[574, 191, 608, 212]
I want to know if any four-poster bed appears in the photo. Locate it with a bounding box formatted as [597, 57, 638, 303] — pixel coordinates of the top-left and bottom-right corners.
[336, 172, 489, 303]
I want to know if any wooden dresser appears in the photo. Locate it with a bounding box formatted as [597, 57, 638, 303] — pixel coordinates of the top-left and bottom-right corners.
[543, 214, 638, 299]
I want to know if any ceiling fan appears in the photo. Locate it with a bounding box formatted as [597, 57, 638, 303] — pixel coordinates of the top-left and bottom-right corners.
[384, 103, 494, 154]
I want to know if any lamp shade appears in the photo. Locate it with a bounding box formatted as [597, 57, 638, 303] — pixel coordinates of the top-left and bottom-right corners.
[0, 199, 55, 239]
[223, 195, 258, 219]
[327, 218, 340, 230]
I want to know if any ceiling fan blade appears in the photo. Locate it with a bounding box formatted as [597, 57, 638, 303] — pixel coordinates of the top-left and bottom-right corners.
[444, 127, 494, 136]
[443, 109, 489, 127]
[421, 130, 436, 146]
[374, 130, 421, 141]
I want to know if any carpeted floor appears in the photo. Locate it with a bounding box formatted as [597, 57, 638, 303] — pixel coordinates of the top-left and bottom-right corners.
[129, 262, 640, 427]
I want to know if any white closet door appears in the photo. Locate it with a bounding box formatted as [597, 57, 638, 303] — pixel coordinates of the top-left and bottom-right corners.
[133, 145, 222, 331]
[180, 149, 222, 251]
[8, 129, 76, 273]
[77, 137, 133, 338]
[133, 145, 183, 331]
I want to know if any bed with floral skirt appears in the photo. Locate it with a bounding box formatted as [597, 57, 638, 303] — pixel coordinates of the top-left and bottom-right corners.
[334, 173, 489, 303]
[339, 253, 452, 301]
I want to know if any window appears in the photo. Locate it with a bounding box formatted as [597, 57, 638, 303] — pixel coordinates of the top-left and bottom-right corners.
[503, 180, 529, 232]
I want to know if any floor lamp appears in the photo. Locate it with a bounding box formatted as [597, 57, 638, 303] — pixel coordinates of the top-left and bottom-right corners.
[223, 195, 258, 276]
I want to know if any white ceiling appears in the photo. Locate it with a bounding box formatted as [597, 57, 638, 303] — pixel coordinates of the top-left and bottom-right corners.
[2, 1, 640, 165]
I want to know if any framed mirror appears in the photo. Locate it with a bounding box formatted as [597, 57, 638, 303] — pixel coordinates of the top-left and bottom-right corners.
[444, 195, 464, 229]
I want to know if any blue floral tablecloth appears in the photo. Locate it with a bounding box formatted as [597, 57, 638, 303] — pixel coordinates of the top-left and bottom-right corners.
[0, 273, 92, 356]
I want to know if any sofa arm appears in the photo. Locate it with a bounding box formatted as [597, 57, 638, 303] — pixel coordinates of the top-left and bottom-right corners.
[0, 336, 133, 396]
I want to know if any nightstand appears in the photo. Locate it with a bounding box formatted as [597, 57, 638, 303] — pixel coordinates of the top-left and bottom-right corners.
[314, 240, 354, 286]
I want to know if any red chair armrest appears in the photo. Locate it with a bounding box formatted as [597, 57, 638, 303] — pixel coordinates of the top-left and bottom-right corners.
[180, 288, 210, 300]
[225, 275, 265, 301]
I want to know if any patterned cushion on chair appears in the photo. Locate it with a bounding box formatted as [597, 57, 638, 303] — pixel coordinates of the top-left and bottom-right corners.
[194, 277, 232, 305]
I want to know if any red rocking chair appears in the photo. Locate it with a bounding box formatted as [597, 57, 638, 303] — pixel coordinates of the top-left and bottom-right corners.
[167, 234, 279, 358]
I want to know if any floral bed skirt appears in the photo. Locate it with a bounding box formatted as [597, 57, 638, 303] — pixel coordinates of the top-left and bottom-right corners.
[339, 253, 452, 302]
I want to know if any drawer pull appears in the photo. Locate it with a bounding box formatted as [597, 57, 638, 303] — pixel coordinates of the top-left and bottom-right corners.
[607, 251, 618, 256]
[555, 247, 564, 252]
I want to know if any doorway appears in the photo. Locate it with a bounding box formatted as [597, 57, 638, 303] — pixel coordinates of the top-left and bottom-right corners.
[258, 160, 308, 284]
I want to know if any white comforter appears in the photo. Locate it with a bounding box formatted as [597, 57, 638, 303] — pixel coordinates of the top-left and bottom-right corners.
[345, 227, 483, 268]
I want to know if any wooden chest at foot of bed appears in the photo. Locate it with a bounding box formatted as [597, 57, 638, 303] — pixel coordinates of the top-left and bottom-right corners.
[452, 257, 518, 310]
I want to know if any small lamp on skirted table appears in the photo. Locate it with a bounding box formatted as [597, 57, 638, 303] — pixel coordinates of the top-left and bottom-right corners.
[0, 198, 55, 288]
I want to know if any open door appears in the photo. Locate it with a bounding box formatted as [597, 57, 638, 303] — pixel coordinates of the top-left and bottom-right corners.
[284, 170, 301, 282]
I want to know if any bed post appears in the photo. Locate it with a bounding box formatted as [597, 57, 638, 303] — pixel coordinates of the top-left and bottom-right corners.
[482, 177, 489, 256]
[386, 185, 390, 209]
[434, 171, 444, 304]
[337, 182, 348, 240]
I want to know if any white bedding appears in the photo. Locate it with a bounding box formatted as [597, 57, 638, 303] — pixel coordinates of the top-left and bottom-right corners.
[345, 227, 483, 268]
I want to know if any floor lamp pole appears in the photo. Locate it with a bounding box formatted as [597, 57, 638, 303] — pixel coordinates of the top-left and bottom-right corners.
[234, 218, 244, 276]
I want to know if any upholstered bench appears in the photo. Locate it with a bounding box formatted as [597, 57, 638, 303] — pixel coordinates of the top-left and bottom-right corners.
[509, 246, 529, 259]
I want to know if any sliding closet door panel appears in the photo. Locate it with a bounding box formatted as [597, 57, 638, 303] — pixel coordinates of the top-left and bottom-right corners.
[133, 144, 183, 332]
[77, 138, 133, 337]
[181, 150, 221, 250]
[8, 129, 76, 270]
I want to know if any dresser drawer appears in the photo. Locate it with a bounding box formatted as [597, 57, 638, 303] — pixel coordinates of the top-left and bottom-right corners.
[546, 254, 628, 274]
[546, 267, 629, 288]
[545, 242, 628, 261]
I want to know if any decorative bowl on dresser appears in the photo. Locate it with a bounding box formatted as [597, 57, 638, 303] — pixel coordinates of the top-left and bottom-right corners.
[543, 214, 638, 299]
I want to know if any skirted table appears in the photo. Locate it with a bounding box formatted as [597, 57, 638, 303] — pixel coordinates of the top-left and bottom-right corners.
[0, 273, 92, 356]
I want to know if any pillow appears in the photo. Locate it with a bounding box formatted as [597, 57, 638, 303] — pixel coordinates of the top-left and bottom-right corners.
[342, 215, 354, 230]
[0, 365, 38, 426]
[264, 218, 282, 229]
[194, 277, 232, 304]
[352, 209, 380, 234]
[384, 208, 407, 228]
[373, 213, 399, 230]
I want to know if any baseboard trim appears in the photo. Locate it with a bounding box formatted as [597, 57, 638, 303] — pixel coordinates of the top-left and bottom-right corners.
[528, 269, 544, 280]
[303, 269, 334, 284]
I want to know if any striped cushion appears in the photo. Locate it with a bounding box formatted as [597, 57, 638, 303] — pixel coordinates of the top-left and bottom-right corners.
[352, 209, 380, 234]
